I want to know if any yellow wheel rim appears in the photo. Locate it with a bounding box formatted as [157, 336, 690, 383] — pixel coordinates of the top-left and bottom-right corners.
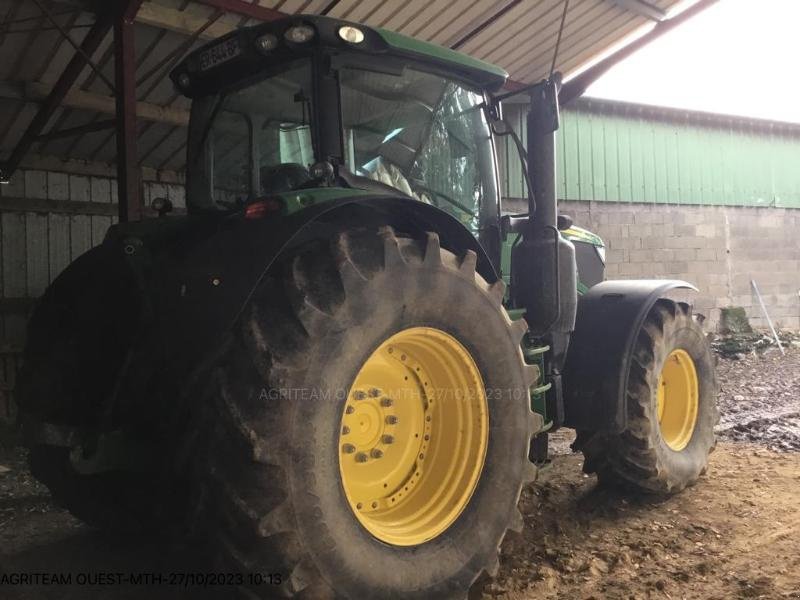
[338, 327, 488, 547]
[656, 348, 699, 451]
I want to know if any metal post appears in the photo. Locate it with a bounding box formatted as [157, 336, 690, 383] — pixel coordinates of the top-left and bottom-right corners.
[527, 82, 559, 229]
[114, 1, 144, 222]
[751, 280, 785, 356]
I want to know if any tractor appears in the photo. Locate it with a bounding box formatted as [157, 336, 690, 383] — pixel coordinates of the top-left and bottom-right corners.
[17, 15, 718, 599]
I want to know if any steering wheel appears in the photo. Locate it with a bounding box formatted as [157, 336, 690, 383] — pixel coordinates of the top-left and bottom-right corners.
[260, 163, 311, 194]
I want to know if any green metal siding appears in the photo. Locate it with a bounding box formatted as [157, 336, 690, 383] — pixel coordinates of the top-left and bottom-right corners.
[499, 98, 800, 208]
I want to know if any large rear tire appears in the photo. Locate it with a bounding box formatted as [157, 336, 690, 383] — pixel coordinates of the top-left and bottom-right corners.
[578, 299, 718, 494]
[16, 245, 159, 532]
[27, 445, 157, 532]
[189, 226, 541, 598]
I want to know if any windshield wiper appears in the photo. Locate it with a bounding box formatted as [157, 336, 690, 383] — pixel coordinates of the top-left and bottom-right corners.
[294, 90, 311, 126]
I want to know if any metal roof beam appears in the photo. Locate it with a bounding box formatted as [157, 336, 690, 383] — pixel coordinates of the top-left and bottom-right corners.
[31, 0, 116, 92]
[0, 81, 190, 127]
[561, 0, 719, 104]
[0, 12, 113, 182]
[35, 118, 117, 142]
[137, 1, 233, 39]
[193, 0, 286, 22]
[45, 0, 278, 23]
[608, 0, 666, 21]
[18, 152, 184, 183]
[450, 0, 522, 50]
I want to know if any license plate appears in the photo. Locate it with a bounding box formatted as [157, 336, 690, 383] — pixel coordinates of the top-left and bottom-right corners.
[199, 37, 242, 71]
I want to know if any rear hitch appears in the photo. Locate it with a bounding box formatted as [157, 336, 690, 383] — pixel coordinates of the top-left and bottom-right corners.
[25, 421, 159, 475]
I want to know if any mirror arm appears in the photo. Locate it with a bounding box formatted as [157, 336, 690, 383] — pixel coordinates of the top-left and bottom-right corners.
[490, 118, 536, 223]
[492, 79, 548, 104]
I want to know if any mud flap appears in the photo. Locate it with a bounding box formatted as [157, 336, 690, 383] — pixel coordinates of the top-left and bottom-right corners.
[562, 279, 697, 433]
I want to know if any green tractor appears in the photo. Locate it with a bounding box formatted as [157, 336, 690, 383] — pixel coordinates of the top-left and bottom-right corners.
[17, 16, 718, 599]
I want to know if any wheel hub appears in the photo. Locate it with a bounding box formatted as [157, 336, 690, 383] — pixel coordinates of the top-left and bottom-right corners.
[339, 327, 488, 546]
[656, 348, 699, 451]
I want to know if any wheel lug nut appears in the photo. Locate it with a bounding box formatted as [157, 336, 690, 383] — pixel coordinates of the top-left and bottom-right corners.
[355, 452, 368, 463]
[353, 391, 366, 400]
[369, 388, 380, 397]
[381, 398, 393, 407]
[370, 448, 384, 459]
[342, 443, 355, 454]
[385, 415, 398, 425]
[342, 425, 350, 435]
[381, 435, 394, 444]
[345, 405, 355, 414]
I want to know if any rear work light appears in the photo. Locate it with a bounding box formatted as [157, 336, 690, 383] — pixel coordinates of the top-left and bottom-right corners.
[244, 198, 283, 219]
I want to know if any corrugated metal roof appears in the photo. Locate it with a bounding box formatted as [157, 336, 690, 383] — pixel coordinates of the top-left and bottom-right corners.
[0, 0, 688, 176]
[572, 96, 800, 134]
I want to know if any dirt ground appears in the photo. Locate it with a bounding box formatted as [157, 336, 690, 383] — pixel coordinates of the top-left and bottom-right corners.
[487, 444, 800, 600]
[1, 349, 799, 599]
[715, 346, 800, 452]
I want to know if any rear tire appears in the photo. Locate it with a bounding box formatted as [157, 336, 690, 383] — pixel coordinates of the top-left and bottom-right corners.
[189, 226, 541, 598]
[578, 299, 718, 494]
[17, 245, 159, 532]
[28, 445, 156, 533]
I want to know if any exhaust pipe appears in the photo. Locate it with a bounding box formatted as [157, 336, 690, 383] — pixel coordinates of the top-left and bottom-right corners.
[511, 79, 577, 342]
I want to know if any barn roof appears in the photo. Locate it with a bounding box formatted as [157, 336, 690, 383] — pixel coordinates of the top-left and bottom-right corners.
[0, 0, 700, 179]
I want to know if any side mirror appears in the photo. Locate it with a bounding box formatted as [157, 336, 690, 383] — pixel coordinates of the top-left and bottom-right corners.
[529, 77, 561, 136]
[557, 214, 573, 231]
[500, 213, 530, 237]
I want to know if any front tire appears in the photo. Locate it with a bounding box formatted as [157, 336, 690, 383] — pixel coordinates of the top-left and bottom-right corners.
[190, 226, 541, 598]
[578, 299, 718, 494]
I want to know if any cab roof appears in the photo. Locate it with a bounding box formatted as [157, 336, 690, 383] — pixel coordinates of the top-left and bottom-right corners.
[172, 15, 508, 98]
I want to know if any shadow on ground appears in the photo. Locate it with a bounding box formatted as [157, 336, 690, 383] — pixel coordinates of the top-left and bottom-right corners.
[0, 447, 221, 600]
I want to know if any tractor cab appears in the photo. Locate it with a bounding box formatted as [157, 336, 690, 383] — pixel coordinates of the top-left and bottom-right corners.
[173, 16, 507, 255]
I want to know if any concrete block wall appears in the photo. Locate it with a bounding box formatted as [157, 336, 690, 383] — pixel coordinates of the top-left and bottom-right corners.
[559, 201, 800, 331]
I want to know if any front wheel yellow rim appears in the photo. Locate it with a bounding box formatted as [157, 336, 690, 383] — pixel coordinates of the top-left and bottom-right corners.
[338, 327, 488, 547]
[656, 348, 699, 451]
